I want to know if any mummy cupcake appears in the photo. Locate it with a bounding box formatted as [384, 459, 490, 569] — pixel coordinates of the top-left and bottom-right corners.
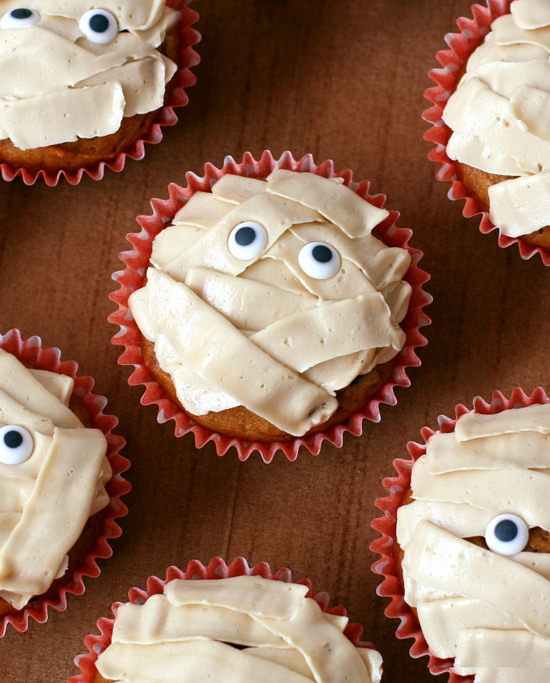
[425, 0, 550, 260]
[0, 331, 128, 634]
[70, 560, 383, 683]
[110, 152, 430, 458]
[372, 389, 550, 682]
[0, 0, 199, 184]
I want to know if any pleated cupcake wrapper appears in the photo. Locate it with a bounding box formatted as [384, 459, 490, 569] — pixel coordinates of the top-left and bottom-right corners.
[423, 0, 550, 265]
[0, 328, 130, 636]
[68, 556, 378, 683]
[108, 149, 431, 462]
[0, 0, 200, 187]
[369, 385, 550, 681]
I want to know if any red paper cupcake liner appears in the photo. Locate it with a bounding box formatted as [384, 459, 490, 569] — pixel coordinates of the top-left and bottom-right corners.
[68, 556, 379, 683]
[423, 0, 550, 265]
[0, 0, 200, 187]
[370, 385, 550, 681]
[0, 328, 130, 636]
[108, 149, 431, 462]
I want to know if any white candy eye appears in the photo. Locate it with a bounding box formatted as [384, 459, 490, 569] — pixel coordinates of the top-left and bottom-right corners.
[228, 222, 268, 260]
[298, 242, 341, 280]
[485, 513, 529, 556]
[79, 9, 118, 44]
[0, 425, 33, 465]
[1, 8, 40, 29]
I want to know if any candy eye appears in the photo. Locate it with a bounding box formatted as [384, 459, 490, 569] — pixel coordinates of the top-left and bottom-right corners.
[1, 8, 40, 29]
[228, 222, 268, 260]
[0, 425, 33, 465]
[485, 513, 529, 556]
[298, 242, 341, 280]
[79, 9, 118, 44]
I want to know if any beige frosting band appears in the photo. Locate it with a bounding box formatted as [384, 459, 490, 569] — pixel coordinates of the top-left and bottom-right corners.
[455, 629, 550, 669]
[96, 576, 382, 683]
[487, 172, 550, 237]
[129, 171, 410, 435]
[265, 169, 389, 237]
[417, 597, 523, 658]
[512, 0, 550, 28]
[470, 669, 550, 683]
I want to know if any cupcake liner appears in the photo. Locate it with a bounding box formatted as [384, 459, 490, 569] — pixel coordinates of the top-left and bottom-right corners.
[0, 0, 200, 187]
[108, 149, 431, 463]
[0, 328, 130, 636]
[423, 0, 550, 265]
[68, 556, 379, 683]
[370, 385, 550, 681]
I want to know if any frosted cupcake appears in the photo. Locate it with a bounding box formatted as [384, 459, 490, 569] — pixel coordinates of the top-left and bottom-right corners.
[425, 0, 550, 261]
[110, 151, 430, 460]
[372, 388, 550, 682]
[69, 559, 383, 683]
[0, 0, 199, 185]
[0, 330, 128, 634]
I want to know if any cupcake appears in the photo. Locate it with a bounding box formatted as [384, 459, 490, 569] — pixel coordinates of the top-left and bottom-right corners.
[0, 329, 129, 635]
[110, 151, 430, 461]
[425, 0, 550, 261]
[70, 558, 383, 683]
[371, 387, 550, 682]
[0, 0, 199, 185]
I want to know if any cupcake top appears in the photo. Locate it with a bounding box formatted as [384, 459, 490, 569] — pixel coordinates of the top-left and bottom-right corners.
[128, 170, 412, 436]
[95, 575, 382, 682]
[443, 0, 550, 238]
[0, 0, 178, 150]
[0, 347, 111, 609]
[397, 402, 550, 679]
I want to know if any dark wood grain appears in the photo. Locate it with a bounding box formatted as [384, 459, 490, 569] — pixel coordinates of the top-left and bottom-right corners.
[0, 1, 547, 682]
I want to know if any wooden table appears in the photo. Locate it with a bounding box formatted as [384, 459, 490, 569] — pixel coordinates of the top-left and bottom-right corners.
[1, 1, 547, 681]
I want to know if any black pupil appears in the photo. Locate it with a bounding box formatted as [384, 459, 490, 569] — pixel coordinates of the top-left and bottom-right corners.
[235, 226, 256, 246]
[4, 430, 23, 449]
[312, 245, 333, 263]
[494, 519, 518, 542]
[89, 13, 109, 33]
[11, 8, 32, 19]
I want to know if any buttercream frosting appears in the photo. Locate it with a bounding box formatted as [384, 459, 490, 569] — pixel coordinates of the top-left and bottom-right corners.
[128, 171, 411, 436]
[0, 348, 111, 609]
[397, 402, 550, 681]
[95, 575, 383, 683]
[0, 0, 178, 150]
[442, 0, 550, 237]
